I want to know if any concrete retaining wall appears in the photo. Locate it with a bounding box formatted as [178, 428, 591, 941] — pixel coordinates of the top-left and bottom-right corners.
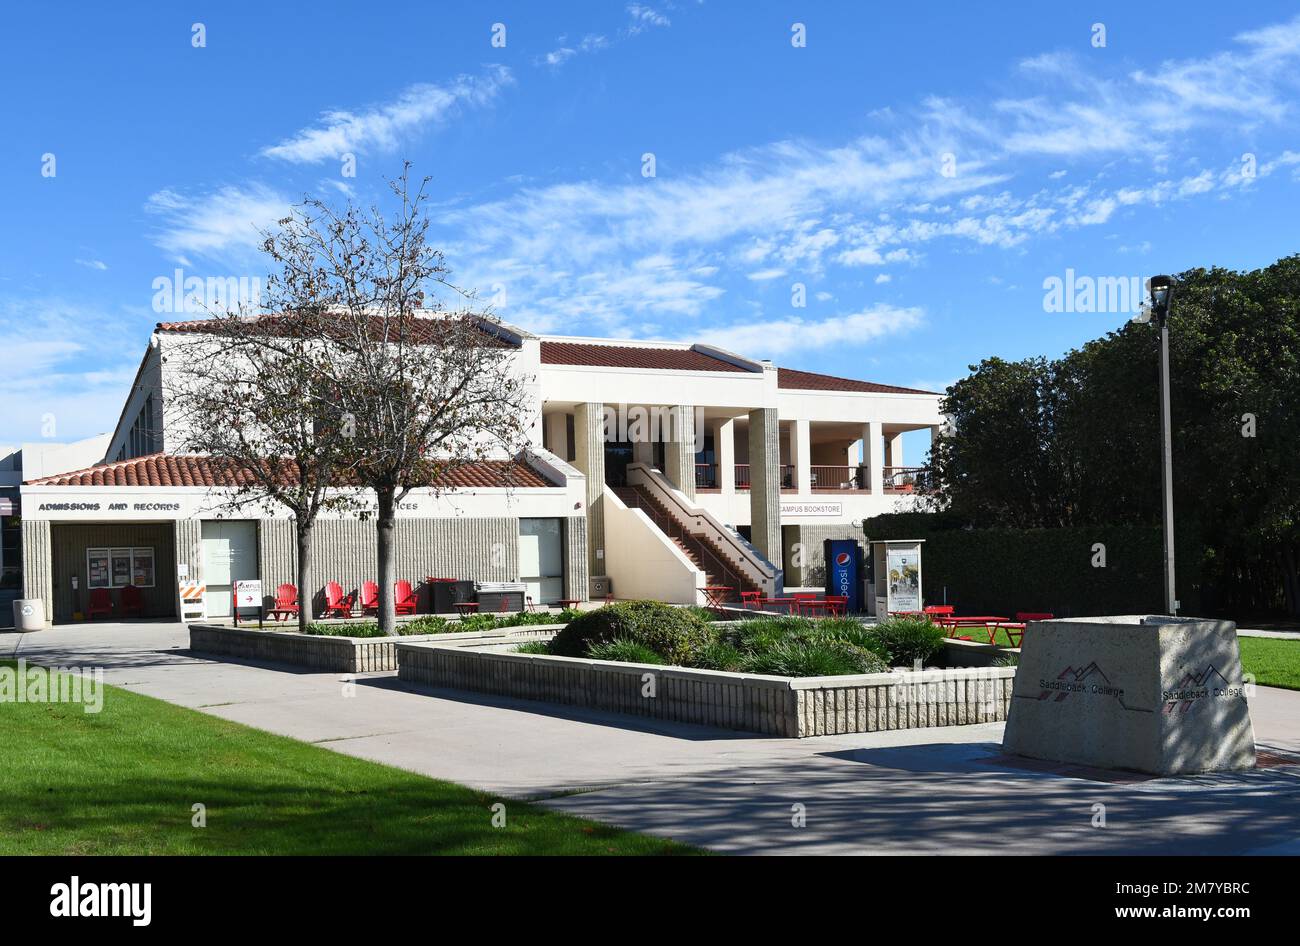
[396, 641, 1016, 737]
[189, 623, 564, 673]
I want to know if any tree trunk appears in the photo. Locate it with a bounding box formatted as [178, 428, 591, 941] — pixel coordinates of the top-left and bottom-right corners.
[376, 486, 398, 635]
[296, 517, 315, 634]
[1281, 544, 1300, 620]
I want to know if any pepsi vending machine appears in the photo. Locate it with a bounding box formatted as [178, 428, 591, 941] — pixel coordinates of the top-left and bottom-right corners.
[823, 539, 864, 613]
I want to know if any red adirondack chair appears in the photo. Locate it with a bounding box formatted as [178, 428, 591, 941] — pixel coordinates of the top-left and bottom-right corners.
[394, 580, 418, 615]
[87, 587, 113, 620]
[323, 581, 354, 618]
[269, 583, 299, 621]
[359, 581, 380, 615]
[119, 584, 144, 618]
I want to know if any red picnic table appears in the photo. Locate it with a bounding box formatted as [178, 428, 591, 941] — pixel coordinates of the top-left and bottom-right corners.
[937, 615, 1012, 645]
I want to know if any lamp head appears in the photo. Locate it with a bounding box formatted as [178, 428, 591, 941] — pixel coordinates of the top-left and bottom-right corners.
[1148, 275, 1173, 320]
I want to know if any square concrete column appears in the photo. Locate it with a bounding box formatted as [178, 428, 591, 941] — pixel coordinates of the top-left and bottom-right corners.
[748, 407, 782, 565]
[862, 421, 884, 493]
[662, 405, 697, 500]
[886, 431, 905, 468]
[792, 419, 811, 493]
[544, 412, 570, 461]
[716, 417, 735, 496]
[573, 402, 606, 577]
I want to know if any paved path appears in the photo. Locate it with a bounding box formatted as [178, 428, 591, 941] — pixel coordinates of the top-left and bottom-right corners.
[5, 622, 1300, 855]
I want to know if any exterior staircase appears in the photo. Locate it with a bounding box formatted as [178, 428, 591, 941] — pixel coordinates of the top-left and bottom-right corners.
[611, 485, 761, 600]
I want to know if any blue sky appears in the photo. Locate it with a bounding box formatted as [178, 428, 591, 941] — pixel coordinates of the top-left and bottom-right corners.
[3, 1, 1299, 446]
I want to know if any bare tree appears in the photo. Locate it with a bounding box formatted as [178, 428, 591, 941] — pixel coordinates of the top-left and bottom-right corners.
[164, 305, 358, 632]
[264, 166, 534, 633]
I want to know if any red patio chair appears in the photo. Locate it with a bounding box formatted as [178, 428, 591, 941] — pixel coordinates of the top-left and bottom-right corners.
[394, 580, 418, 615]
[824, 595, 848, 617]
[323, 581, 354, 618]
[739, 590, 762, 609]
[119, 584, 144, 618]
[87, 587, 113, 620]
[923, 605, 955, 620]
[359, 580, 380, 615]
[270, 583, 299, 621]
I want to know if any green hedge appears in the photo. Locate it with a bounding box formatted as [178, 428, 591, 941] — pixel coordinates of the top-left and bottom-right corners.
[864, 513, 1202, 616]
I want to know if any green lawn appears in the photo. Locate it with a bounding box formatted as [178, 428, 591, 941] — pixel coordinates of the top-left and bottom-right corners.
[1238, 636, 1300, 691]
[0, 662, 698, 855]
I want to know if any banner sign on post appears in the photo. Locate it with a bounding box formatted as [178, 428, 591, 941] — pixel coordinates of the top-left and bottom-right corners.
[885, 543, 922, 613]
[233, 580, 262, 612]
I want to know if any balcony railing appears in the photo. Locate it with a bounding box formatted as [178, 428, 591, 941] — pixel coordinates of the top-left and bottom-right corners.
[732, 464, 796, 489]
[809, 465, 866, 491]
[695, 463, 718, 489]
[883, 466, 928, 492]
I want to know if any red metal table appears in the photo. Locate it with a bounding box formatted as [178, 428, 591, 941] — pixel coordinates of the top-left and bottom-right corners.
[452, 602, 480, 617]
[554, 598, 583, 610]
[938, 616, 1011, 644]
[700, 586, 734, 611]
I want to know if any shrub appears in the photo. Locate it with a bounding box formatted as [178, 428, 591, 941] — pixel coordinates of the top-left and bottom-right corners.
[805, 618, 890, 660]
[548, 600, 714, 665]
[723, 617, 813, 653]
[586, 639, 666, 665]
[514, 641, 552, 655]
[740, 639, 886, 677]
[870, 617, 947, 667]
[399, 616, 450, 635]
[692, 639, 745, 672]
[305, 622, 385, 638]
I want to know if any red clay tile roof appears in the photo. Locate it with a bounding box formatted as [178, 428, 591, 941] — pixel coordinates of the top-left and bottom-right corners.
[541, 341, 748, 372]
[155, 313, 515, 347]
[25, 454, 553, 489]
[776, 367, 938, 396]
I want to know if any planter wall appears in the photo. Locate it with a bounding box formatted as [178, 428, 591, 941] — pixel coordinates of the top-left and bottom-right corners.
[188, 623, 563, 673]
[396, 641, 1016, 738]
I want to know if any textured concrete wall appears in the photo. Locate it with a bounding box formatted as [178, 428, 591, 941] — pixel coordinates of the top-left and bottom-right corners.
[782, 524, 866, 587]
[397, 642, 1016, 737]
[564, 516, 589, 600]
[748, 407, 782, 574]
[663, 405, 697, 501]
[21, 519, 52, 626]
[174, 518, 203, 585]
[190, 623, 563, 673]
[259, 517, 521, 613]
[573, 402, 606, 576]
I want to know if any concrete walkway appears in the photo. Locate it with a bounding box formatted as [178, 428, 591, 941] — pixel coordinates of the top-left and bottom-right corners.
[5, 622, 1300, 855]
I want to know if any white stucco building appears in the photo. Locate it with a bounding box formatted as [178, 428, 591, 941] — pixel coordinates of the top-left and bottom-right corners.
[16, 316, 942, 625]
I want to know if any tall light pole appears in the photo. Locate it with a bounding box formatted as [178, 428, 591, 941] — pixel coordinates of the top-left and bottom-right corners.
[1148, 275, 1177, 615]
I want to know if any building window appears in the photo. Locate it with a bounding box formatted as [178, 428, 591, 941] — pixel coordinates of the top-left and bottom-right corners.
[0, 515, 19, 590]
[87, 547, 155, 588]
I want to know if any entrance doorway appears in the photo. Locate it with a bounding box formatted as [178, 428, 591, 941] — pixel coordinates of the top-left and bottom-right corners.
[519, 518, 564, 605]
[201, 520, 258, 618]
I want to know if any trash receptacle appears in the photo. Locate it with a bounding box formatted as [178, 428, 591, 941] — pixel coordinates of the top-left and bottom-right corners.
[13, 598, 46, 632]
[428, 578, 476, 613]
[475, 581, 526, 613]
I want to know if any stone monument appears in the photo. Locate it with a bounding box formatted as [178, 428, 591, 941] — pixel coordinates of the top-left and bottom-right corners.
[1002, 615, 1256, 775]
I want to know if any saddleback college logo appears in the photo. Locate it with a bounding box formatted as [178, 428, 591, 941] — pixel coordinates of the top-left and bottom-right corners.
[1018, 662, 1152, 713]
[1161, 665, 1244, 715]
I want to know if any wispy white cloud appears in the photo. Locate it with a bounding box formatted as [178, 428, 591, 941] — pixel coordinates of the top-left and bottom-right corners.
[690, 305, 925, 358]
[626, 4, 671, 33]
[145, 183, 290, 264]
[75, 258, 108, 271]
[261, 66, 514, 164]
